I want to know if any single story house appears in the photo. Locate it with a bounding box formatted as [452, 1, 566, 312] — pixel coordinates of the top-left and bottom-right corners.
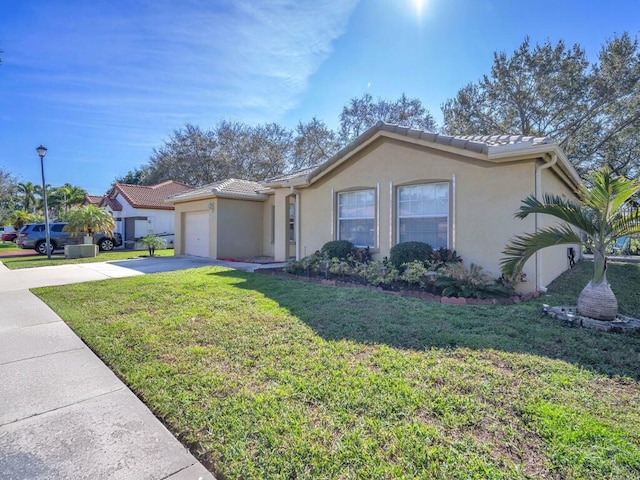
[168, 122, 581, 292]
[97, 180, 193, 247]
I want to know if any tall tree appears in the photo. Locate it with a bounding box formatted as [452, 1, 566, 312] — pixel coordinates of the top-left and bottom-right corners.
[442, 34, 640, 177]
[114, 168, 146, 185]
[51, 183, 87, 214]
[142, 122, 293, 186]
[292, 117, 342, 170]
[141, 124, 220, 186]
[17, 181, 37, 214]
[340, 93, 437, 143]
[0, 167, 17, 224]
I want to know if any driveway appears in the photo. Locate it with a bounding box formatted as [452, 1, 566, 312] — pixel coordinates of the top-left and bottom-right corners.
[0, 255, 278, 292]
[0, 255, 232, 479]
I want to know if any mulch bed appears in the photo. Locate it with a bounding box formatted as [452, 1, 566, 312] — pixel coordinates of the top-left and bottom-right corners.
[255, 268, 542, 305]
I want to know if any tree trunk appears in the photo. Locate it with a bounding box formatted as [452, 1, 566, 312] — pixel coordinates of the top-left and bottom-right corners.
[576, 246, 618, 320]
[577, 272, 618, 320]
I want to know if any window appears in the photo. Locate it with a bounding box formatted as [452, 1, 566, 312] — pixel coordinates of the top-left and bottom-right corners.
[398, 183, 449, 248]
[337, 189, 375, 247]
[288, 203, 295, 242]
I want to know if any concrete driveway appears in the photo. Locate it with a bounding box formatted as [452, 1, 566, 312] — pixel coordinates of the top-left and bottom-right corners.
[0, 255, 231, 479]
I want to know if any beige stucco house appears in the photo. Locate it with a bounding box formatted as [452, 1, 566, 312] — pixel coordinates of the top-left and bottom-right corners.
[168, 122, 582, 292]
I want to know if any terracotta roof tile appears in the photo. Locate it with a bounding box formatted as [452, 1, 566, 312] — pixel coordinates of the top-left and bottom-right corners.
[84, 194, 103, 205]
[112, 181, 193, 210]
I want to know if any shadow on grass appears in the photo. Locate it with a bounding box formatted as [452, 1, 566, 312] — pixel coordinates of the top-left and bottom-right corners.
[209, 260, 640, 380]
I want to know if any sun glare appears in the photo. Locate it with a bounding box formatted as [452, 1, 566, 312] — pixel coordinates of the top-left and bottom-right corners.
[412, 0, 426, 17]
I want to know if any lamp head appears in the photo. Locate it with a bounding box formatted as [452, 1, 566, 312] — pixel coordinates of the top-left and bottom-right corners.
[36, 145, 48, 158]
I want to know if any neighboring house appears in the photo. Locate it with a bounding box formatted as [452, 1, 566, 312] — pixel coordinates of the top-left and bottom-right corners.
[84, 194, 103, 206]
[169, 122, 581, 292]
[99, 181, 193, 247]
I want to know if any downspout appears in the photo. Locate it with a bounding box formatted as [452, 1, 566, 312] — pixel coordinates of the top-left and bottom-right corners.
[535, 153, 557, 291]
[291, 187, 300, 260]
[295, 190, 300, 260]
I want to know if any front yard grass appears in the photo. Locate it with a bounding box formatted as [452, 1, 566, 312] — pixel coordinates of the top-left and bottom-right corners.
[35, 260, 640, 479]
[0, 241, 19, 252]
[1, 248, 173, 269]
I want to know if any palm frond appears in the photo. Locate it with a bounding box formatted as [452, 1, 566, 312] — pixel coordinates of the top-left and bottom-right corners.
[578, 167, 640, 220]
[501, 224, 582, 278]
[515, 194, 597, 236]
[610, 208, 640, 238]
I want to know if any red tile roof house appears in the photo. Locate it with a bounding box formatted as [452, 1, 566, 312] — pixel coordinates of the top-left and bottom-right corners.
[95, 181, 193, 248]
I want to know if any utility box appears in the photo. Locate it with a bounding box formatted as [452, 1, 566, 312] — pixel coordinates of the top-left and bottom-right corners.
[64, 244, 98, 259]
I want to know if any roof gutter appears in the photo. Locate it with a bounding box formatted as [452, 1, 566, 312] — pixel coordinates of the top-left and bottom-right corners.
[534, 152, 558, 292]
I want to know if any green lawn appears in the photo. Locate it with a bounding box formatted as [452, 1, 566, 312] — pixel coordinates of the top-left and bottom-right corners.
[1, 248, 173, 269]
[0, 241, 19, 252]
[34, 260, 640, 479]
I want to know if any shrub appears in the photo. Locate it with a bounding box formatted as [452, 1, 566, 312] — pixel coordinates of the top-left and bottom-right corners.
[389, 241, 433, 270]
[321, 240, 354, 260]
[285, 252, 323, 275]
[400, 260, 434, 289]
[348, 246, 372, 265]
[430, 247, 462, 269]
[436, 263, 512, 299]
[359, 261, 399, 287]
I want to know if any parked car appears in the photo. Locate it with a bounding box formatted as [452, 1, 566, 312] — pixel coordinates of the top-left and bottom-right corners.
[0, 226, 16, 242]
[17, 222, 123, 254]
[1, 231, 17, 242]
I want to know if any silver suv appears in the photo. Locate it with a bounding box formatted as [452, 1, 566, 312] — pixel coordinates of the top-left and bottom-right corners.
[17, 222, 123, 254]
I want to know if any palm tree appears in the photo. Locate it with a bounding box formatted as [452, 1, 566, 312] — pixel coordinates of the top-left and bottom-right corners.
[51, 183, 87, 215]
[64, 205, 115, 242]
[17, 182, 37, 214]
[501, 167, 640, 320]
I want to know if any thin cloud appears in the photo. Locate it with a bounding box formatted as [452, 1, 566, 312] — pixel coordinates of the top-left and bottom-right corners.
[7, 0, 359, 124]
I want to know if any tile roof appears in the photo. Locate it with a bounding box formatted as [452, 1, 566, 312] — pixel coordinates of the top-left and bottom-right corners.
[265, 166, 316, 184]
[102, 196, 123, 212]
[112, 180, 193, 210]
[168, 178, 266, 201]
[84, 194, 103, 205]
[265, 122, 561, 186]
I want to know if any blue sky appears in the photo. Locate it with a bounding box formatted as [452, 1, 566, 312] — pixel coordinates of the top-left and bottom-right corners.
[1, 0, 638, 195]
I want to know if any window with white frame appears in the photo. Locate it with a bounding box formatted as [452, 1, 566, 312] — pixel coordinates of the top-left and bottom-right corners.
[397, 182, 449, 248]
[337, 189, 375, 247]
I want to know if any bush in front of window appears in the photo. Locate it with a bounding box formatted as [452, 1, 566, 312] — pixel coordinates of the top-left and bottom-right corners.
[321, 240, 354, 260]
[435, 263, 513, 299]
[390, 241, 433, 271]
[430, 247, 462, 269]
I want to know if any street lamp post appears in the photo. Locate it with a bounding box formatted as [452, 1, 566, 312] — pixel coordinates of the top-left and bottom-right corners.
[36, 145, 51, 259]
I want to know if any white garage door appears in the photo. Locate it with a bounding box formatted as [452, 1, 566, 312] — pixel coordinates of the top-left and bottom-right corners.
[184, 211, 210, 257]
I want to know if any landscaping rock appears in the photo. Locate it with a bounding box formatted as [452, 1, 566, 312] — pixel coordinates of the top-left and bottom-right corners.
[441, 297, 466, 305]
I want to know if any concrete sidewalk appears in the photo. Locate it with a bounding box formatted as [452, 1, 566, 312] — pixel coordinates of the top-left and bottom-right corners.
[0, 256, 239, 479]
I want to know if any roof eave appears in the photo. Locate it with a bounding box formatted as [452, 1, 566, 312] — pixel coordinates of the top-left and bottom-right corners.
[168, 190, 267, 204]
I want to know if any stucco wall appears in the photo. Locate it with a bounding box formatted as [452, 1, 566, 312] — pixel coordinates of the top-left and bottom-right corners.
[216, 198, 264, 258]
[297, 138, 539, 284]
[538, 165, 581, 288]
[107, 194, 176, 241]
[262, 196, 275, 258]
[172, 199, 214, 255]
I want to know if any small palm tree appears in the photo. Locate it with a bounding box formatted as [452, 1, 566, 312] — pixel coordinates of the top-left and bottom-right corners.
[64, 205, 115, 242]
[501, 167, 640, 320]
[139, 235, 166, 257]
